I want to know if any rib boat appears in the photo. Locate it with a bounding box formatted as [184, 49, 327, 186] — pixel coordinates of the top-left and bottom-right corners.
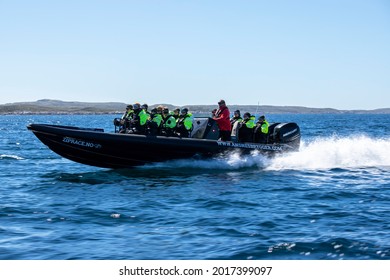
[27, 117, 300, 168]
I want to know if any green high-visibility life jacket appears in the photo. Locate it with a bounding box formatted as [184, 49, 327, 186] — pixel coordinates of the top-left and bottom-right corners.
[260, 120, 269, 134]
[243, 116, 255, 129]
[152, 113, 163, 127]
[178, 113, 193, 131]
[138, 110, 148, 126]
[163, 114, 177, 129]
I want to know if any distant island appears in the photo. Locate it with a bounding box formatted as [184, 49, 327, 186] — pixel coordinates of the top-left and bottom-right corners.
[1, 99, 389, 115]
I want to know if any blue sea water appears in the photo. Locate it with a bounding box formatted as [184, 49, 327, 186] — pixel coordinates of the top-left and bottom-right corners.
[1, 114, 389, 260]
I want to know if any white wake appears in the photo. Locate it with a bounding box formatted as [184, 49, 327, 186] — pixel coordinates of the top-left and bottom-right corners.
[141, 136, 390, 171]
[267, 136, 390, 171]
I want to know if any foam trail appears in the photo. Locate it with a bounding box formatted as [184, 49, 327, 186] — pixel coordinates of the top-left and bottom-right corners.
[1, 154, 24, 160]
[267, 136, 390, 171]
[142, 151, 269, 170]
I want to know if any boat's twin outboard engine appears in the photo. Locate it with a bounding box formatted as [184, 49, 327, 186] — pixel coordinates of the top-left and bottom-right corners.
[268, 122, 301, 150]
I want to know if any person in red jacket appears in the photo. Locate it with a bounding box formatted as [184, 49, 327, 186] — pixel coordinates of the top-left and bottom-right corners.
[213, 99, 231, 141]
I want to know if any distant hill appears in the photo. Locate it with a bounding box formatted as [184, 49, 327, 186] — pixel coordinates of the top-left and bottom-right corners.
[1, 99, 389, 114]
[0, 99, 127, 114]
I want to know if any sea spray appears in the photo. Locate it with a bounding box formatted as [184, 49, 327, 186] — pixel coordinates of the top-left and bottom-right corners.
[267, 135, 390, 171]
[140, 135, 390, 172]
[141, 151, 269, 170]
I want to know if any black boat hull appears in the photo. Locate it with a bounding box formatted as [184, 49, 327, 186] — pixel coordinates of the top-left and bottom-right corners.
[27, 122, 299, 168]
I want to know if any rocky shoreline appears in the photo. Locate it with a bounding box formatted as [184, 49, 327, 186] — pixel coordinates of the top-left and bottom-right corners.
[1, 99, 389, 115]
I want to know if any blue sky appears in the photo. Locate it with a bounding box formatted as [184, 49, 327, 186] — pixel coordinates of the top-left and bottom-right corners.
[0, 0, 389, 109]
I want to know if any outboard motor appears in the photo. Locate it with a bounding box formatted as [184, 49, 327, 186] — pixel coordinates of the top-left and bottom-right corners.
[271, 123, 300, 150]
[191, 117, 219, 140]
[266, 123, 281, 139]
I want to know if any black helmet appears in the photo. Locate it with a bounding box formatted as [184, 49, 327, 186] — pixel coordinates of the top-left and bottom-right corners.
[243, 112, 251, 119]
[151, 108, 157, 114]
[258, 115, 265, 120]
[234, 110, 240, 115]
[126, 104, 133, 110]
[133, 103, 140, 110]
[163, 108, 169, 114]
[141, 104, 148, 110]
[181, 108, 188, 115]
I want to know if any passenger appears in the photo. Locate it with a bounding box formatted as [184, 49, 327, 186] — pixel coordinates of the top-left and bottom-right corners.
[211, 108, 217, 117]
[176, 108, 193, 138]
[212, 99, 231, 141]
[114, 104, 133, 133]
[156, 105, 164, 122]
[254, 115, 269, 143]
[172, 108, 180, 120]
[141, 103, 150, 120]
[141, 103, 148, 111]
[147, 107, 163, 136]
[230, 110, 242, 142]
[238, 112, 255, 142]
[120, 104, 133, 120]
[162, 107, 177, 136]
[129, 103, 148, 134]
[230, 110, 242, 129]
